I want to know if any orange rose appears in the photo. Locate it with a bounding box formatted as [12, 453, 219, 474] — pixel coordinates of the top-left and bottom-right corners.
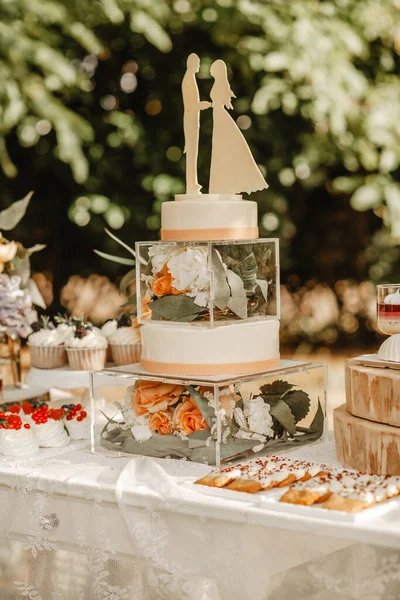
[172, 397, 209, 435]
[131, 381, 185, 416]
[199, 387, 239, 412]
[149, 409, 173, 435]
[151, 264, 187, 297]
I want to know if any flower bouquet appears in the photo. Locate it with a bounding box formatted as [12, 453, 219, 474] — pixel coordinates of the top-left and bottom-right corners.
[100, 368, 325, 465]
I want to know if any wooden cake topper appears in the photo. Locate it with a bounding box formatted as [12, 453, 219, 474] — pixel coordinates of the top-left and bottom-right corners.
[182, 55, 268, 196]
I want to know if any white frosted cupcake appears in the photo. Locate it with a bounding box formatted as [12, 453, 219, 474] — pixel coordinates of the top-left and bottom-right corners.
[28, 319, 69, 369]
[0, 415, 39, 456]
[66, 321, 107, 371]
[101, 319, 117, 361]
[109, 314, 141, 366]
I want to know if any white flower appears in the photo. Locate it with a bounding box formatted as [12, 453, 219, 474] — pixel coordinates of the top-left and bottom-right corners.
[148, 245, 176, 275]
[245, 396, 274, 438]
[131, 415, 152, 442]
[168, 247, 210, 307]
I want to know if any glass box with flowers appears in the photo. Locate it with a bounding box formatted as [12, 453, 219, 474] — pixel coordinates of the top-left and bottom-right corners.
[135, 239, 279, 325]
[92, 360, 326, 466]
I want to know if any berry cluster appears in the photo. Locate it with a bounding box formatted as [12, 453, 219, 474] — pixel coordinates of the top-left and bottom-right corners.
[31, 316, 55, 332]
[0, 413, 30, 430]
[61, 403, 87, 422]
[117, 313, 132, 328]
[31, 405, 67, 425]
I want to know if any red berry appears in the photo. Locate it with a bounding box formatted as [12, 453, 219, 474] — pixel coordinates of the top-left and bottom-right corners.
[8, 405, 20, 414]
[77, 416, 83, 422]
[24, 424, 30, 429]
[22, 402, 33, 414]
[76, 404, 82, 411]
[80, 411, 87, 418]
[66, 415, 72, 421]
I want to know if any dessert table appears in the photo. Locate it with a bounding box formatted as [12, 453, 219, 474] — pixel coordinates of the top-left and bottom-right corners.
[0, 438, 400, 600]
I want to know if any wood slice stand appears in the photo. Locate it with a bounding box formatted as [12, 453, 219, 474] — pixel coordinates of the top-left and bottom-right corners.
[334, 404, 400, 475]
[335, 356, 400, 474]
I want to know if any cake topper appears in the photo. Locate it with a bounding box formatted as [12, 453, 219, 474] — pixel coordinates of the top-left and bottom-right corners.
[182, 53, 211, 194]
[182, 55, 268, 196]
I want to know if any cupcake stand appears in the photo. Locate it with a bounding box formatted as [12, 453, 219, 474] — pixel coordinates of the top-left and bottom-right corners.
[335, 284, 400, 474]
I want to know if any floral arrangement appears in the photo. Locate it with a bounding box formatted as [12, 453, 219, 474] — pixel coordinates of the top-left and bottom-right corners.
[0, 192, 46, 338]
[101, 378, 324, 463]
[138, 241, 277, 323]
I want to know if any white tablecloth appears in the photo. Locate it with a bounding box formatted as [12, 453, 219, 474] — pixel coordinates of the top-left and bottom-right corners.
[1, 441, 400, 599]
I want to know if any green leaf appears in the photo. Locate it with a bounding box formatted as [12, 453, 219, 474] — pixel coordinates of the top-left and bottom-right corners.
[104, 228, 136, 258]
[149, 295, 204, 321]
[226, 269, 248, 319]
[211, 248, 230, 310]
[26, 278, 46, 309]
[121, 434, 193, 459]
[233, 252, 257, 292]
[93, 250, 136, 266]
[186, 385, 215, 427]
[256, 279, 269, 302]
[260, 380, 295, 395]
[283, 390, 311, 424]
[119, 269, 136, 293]
[0, 191, 33, 230]
[269, 400, 296, 436]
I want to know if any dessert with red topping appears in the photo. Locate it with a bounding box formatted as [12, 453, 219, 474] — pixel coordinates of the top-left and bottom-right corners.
[62, 403, 90, 440]
[29, 405, 70, 447]
[0, 413, 39, 456]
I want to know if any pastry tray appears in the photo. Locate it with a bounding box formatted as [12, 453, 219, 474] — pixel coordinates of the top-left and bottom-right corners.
[181, 480, 400, 522]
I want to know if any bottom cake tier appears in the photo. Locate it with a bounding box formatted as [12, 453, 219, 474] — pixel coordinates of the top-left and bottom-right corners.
[334, 404, 400, 475]
[140, 320, 280, 376]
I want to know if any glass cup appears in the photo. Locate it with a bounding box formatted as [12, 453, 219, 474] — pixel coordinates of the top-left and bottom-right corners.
[377, 284, 400, 335]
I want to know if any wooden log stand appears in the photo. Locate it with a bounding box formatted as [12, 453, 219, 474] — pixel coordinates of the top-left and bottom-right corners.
[345, 358, 400, 427]
[334, 404, 400, 475]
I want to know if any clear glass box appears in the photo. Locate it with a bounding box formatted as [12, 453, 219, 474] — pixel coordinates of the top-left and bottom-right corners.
[91, 360, 326, 466]
[136, 239, 279, 325]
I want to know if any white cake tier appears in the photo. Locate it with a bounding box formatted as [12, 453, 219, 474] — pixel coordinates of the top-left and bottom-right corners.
[140, 320, 280, 376]
[161, 194, 258, 241]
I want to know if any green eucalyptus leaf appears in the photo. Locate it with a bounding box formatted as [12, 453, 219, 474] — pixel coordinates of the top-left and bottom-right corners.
[149, 295, 204, 321]
[119, 268, 136, 293]
[122, 434, 193, 459]
[26, 278, 46, 309]
[226, 269, 248, 319]
[94, 249, 136, 266]
[256, 279, 269, 302]
[233, 252, 257, 292]
[211, 248, 230, 310]
[269, 400, 296, 436]
[186, 385, 215, 427]
[0, 191, 33, 231]
[260, 380, 295, 395]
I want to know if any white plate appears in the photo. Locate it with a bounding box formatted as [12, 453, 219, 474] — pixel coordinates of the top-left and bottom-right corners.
[183, 480, 400, 522]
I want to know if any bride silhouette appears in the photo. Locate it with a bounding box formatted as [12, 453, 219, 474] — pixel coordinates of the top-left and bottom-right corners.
[209, 60, 268, 195]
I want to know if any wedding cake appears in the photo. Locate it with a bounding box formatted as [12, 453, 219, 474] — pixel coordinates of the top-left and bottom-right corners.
[137, 54, 280, 377]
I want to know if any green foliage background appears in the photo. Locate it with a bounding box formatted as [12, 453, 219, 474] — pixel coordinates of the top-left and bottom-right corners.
[0, 0, 399, 320]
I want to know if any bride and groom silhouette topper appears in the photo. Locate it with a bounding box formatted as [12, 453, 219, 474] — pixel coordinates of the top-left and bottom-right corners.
[182, 53, 268, 196]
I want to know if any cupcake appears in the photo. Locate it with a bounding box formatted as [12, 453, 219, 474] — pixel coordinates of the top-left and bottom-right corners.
[63, 403, 90, 439]
[30, 406, 69, 447]
[109, 314, 142, 366]
[66, 318, 108, 371]
[28, 317, 70, 369]
[0, 413, 39, 456]
[101, 319, 117, 361]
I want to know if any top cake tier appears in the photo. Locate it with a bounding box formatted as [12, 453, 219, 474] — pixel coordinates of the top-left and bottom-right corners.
[161, 193, 258, 242]
[136, 238, 279, 325]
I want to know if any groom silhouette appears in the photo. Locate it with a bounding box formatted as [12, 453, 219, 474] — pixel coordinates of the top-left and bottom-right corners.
[182, 54, 211, 194]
